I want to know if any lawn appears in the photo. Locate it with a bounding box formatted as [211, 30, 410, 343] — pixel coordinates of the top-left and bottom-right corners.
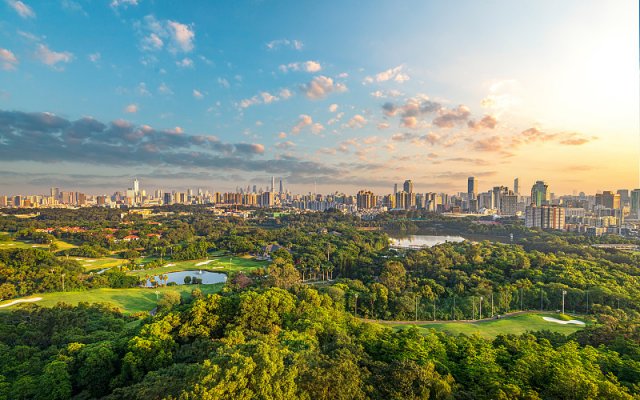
[0, 284, 223, 314]
[0, 234, 76, 251]
[127, 255, 268, 277]
[75, 257, 125, 272]
[392, 313, 588, 339]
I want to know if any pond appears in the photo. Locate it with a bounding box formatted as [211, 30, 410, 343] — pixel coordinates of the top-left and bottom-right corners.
[144, 270, 227, 287]
[389, 234, 466, 248]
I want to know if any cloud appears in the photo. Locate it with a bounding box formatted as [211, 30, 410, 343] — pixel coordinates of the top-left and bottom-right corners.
[377, 122, 390, 130]
[124, 104, 138, 113]
[364, 65, 410, 84]
[0, 49, 18, 70]
[266, 39, 304, 51]
[34, 44, 73, 69]
[472, 135, 505, 153]
[157, 82, 173, 95]
[346, 114, 367, 129]
[311, 123, 325, 135]
[292, 114, 313, 134]
[110, 0, 138, 8]
[0, 110, 337, 178]
[7, 0, 35, 18]
[371, 89, 403, 98]
[279, 60, 322, 73]
[217, 78, 230, 88]
[432, 105, 471, 128]
[278, 132, 287, 139]
[192, 89, 204, 99]
[467, 115, 498, 130]
[301, 76, 347, 99]
[138, 15, 195, 54]
[88, 52, 101, 63]
[276, 141, 296, 150]
[520, 128, 596, 146]
[238, 89, 292, 109]
[328, 104, 338, 113]
[176, 57, 193, 68]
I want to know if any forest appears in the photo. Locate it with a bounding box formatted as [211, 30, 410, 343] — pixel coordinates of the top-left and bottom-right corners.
[0, 208, 638, 398]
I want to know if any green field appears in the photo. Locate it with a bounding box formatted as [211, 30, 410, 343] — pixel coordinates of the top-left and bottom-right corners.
[127, 255, 268, 277]
[392, 313, 588, 338]
[0, 233, 76, 251]
[76, 256, 125, 272]
[0, 284, 223, 314]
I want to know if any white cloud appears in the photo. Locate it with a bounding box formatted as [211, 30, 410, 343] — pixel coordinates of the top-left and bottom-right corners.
[0, 49, 18, 70]
[364, 65, 410, 84]
[328, 103, 338, 113]
[110, 0, 138, 8]
[279, 60, 322, 73]
[302, 76, 347, 100]
[7, 0, 35, 18]
[377, 122, 390, 130]
[176, 57, 193, 68]
[346, 114, 367, 129]
[311, 123, 325, 135]
[278, 132, 287, 139]
[193, 89, 204, 99]
[136, 82, 151, 96]
[157, 82, 173, 95]
[279, 88, 293, 99]
[88, 52, 101, 63]
[276, 141, 296, 150]
[217, 77, 230, 88]
[124, 104, 138, 113]
[34, 44, 73, 69]
[266, 39, 304, 50]
[238, 88, 292, 109]
[292, 114, 313, 134]
[138, 16, 195, 54]
[167, 21, 195, 53]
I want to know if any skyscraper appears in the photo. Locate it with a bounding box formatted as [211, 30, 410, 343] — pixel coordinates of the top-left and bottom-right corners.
[631, 189, 640, 218]
[531, 180, 550, 206]
[356, 190, 375, 210]
[271, 176, 275, 192]
[133, 178, 139, 195]
[394, 183, 398, 195]
[514, 178, 519, 195]
[279, 179, 283, 194]
[403, 180, 414, 194]
[467, 177, 477, 200]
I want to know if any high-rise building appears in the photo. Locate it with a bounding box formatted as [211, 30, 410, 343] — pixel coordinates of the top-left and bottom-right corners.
[133, 178, 139, 195]
[271, 176, 275, 192]
[596, 191, 621, 210]
[467, 177, 477, 200]
[631, 189, 640, 218]
[525, 205, 565, 230]
[50, 187, 60, 199]
[617, 189, 629, 206]
[531, 180, 550, 206]
[356, 190, 375, 210]
[279, 179, 283, 194]
[394, 183, 398, 195]
[163, 192, 173, 205]
[514, 178, 519, 195]
[403, 180, 414, 194]
[501, 193, 518, 215]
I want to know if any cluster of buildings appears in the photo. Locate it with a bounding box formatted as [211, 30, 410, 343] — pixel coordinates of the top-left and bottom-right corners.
[2, 177, 639, 237]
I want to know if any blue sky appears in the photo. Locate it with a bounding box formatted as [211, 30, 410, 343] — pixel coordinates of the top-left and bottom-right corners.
[0, 0, 638, 195]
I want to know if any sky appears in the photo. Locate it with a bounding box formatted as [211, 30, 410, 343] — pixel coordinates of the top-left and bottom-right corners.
[0, 0, 638, 196]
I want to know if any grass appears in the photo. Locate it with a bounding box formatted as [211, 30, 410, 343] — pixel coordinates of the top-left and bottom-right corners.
[76, 257, 125, 272]
[127, 255, 268, 277]
[0, 234, 76, 251]
[392, 312, 587, 339]
[0, 284, 223, 314]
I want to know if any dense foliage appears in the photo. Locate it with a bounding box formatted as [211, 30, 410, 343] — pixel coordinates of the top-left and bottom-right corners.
[0, 287, 638, 399]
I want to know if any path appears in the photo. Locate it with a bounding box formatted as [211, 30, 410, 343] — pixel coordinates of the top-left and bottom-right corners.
[0, 297, 42, 308]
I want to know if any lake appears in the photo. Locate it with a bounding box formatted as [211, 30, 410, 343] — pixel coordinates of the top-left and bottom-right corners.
[389, 234, 466, 248]
[145, 270, 227, 287]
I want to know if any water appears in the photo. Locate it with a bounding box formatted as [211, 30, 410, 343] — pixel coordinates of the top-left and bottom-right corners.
[145, 270, 227, 287]
[389, 234, 466, 248]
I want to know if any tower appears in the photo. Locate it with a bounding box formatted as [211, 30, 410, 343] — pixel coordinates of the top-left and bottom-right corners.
[467, 177, 477, 200]
[271, 176, 275, 192]
[279, 179, 283, 194]
[514, 177, 519, 195]
[530, 180, 550, 206]
[403, 179, 414, 194]
[133, 178, 140, 196]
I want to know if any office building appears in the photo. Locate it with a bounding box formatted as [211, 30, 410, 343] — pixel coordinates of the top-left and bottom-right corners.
[531, 181, 550, 206]
[630, 189, 640, 218]
[514, 178, 519, 195]
[403, 179, 414, 194]
[596, 191, 621, 210]
[525, 205, 565, 230]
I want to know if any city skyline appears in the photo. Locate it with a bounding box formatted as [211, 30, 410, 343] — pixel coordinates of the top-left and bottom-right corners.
[0, 1, 638, 194]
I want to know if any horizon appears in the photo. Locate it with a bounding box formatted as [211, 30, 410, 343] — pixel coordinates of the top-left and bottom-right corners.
[0, 0, 638, 195]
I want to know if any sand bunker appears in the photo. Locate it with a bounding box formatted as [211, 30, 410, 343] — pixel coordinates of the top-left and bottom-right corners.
[542, 316, 585, 325]
[195, 260, 216, 266]
[164, 263, 176, 267]
[0, 297, 43, 308]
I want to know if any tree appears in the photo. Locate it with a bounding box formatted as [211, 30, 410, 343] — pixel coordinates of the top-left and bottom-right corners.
[268, 258, 300, 289]
[158, 291, 181, 311]
[380, 261, 406, 293]
[38, 361, 71, 400]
